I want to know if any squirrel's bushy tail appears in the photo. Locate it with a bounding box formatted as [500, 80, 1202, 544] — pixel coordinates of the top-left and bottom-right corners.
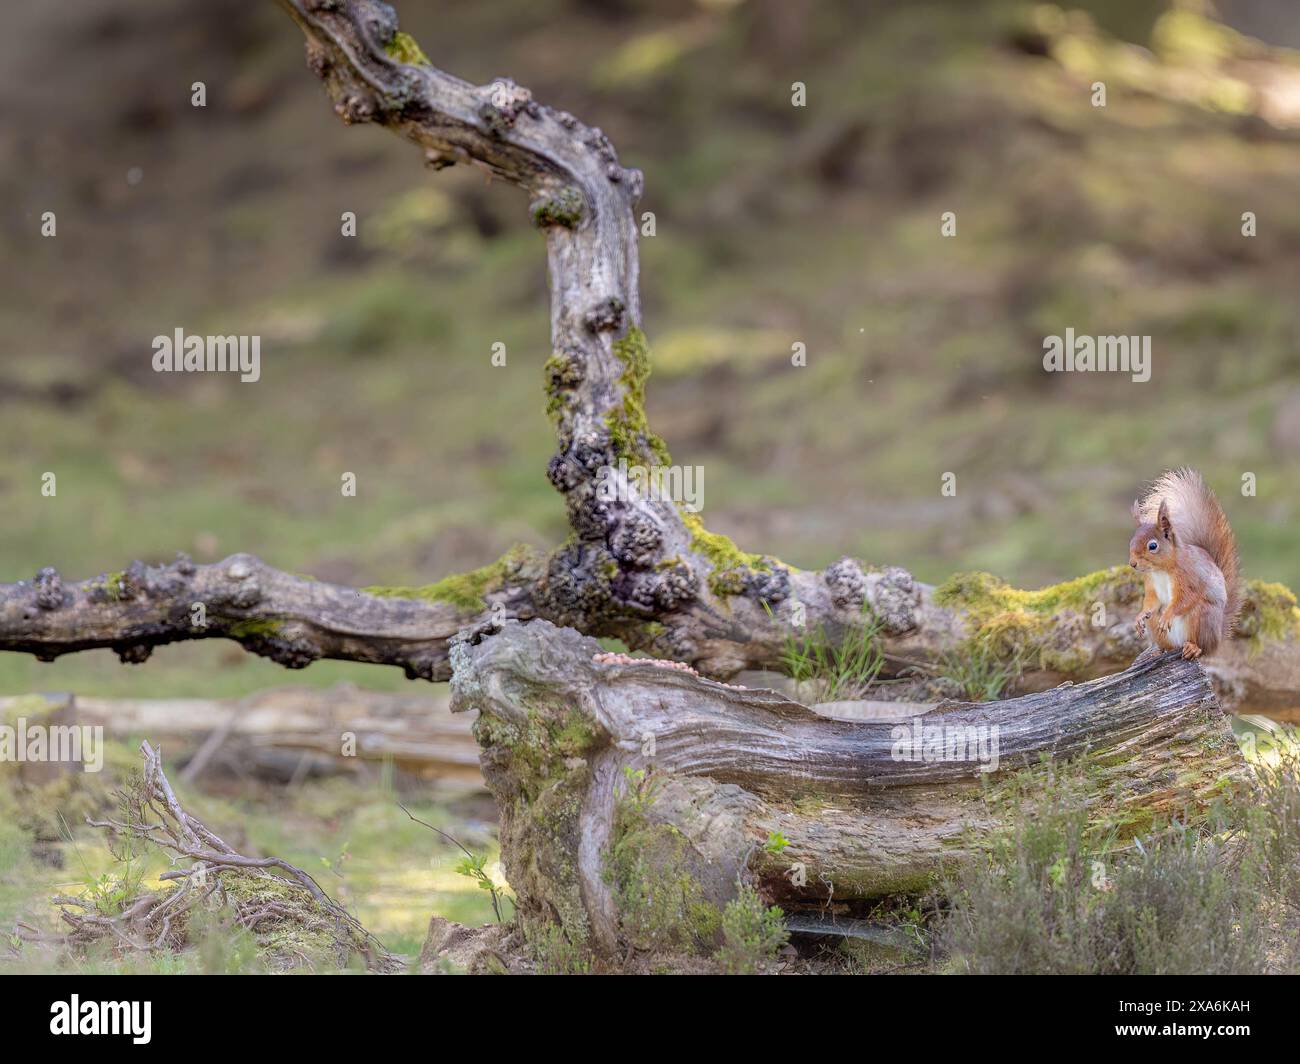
[1140, 467, 1242, 637]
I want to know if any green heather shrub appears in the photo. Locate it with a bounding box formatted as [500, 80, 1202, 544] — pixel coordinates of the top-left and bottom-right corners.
[940, 749, 1300, 975]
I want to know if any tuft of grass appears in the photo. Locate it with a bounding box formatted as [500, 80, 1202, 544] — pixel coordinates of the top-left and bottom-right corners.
[1241, 726, 1300, 911]
[776, 605, 885, 704]
[934, 645, 1022, 702]
[530, 921, 592, 975]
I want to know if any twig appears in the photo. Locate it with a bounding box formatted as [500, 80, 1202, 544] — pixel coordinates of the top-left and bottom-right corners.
[397, 803, 507, 923]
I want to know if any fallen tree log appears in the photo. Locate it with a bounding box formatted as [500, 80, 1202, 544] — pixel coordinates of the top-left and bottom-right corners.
[71, 685, 481, 785]
[1, 686, 482, 786]
[2, 552, 1297, 718]
[450, 619, 1253, 958]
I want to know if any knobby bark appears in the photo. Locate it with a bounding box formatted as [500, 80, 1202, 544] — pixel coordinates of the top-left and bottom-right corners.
[1, 548, 1295, 715]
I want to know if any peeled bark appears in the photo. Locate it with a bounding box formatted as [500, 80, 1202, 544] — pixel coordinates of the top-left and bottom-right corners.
[450, 619, 1251, 955]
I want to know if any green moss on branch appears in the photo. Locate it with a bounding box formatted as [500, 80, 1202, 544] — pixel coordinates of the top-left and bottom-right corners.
[383, 31, 431, 66]
[933, 567, 1138, 674]
[531, 188, 585, 229]
[1241, 580, 1300, 643]
[680, 511, 790, 598]
[364, 545, 540, 613]
[605, 328, 672, 467]
[227, 619, 285, 640]
[90, 571, 129, 602]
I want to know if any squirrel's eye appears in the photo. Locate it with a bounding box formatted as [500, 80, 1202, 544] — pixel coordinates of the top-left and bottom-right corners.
[1147, 539, 1158, 552]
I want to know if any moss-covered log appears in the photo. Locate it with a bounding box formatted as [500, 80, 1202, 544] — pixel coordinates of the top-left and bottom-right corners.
[449, 618, 1253, 961]
[3, 549, 1296, 718]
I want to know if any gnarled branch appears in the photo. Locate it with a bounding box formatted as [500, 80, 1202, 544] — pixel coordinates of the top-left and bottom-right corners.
[0, 551, 536, 679]
[2, 548, 1295, 717]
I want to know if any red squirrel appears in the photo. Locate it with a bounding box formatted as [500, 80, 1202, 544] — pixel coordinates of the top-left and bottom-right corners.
[1128, 468, 1242, 660]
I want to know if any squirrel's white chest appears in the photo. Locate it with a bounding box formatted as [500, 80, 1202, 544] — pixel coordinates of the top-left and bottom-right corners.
[1149, 571, 1173, 606]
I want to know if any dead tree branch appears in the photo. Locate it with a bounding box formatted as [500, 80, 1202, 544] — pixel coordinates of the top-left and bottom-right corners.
[61, 685, 482, 784]
[17, 741, 400, 972]
[0, 550, 537, 678]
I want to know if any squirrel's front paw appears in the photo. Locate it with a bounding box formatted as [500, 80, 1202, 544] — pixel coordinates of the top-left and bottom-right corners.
[1135, 610, 1153, 638]
[1154, 615, 1172, 642]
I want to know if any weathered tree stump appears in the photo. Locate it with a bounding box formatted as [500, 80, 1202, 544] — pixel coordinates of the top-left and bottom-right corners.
[451, 620, 1251, 958]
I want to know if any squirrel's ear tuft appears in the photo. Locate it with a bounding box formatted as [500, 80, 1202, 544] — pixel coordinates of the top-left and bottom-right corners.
[1157, 498, 1175, 541]
[1131, 499, 1143, 525]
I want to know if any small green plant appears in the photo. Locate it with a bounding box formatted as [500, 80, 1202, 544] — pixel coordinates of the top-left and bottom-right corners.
[776, 604, 885, 703]
[620, 764, 653, 806]
[453, 852, 501, 901]
[399, 803, 510, 922]
[763, 831, 790, 855]
[883, 902, 930, 955]
[59, 805, 145, 917]
[716, 884, 788, 974]
[831, 901, 932, 974]
[530, 922, 592, 975]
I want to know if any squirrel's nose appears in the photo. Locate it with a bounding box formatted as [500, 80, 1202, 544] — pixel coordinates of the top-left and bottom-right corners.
[1129, 561, 1137, 568]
